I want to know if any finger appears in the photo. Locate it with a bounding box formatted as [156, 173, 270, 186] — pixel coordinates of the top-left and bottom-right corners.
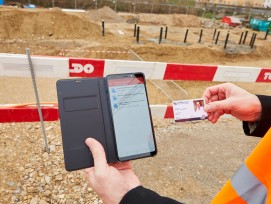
[204, 100, 230, 113]
[204, 94, 220, 106]
[85, 138, 108, 173]
[202, 88, 221, 105]
[204, 104, 212, 112]
[202, 89, 212, 104]
[202, 85, 220, 99]
[211, 110, 224, 123]
[111, 161, 131, 170]
[210, 95, 220, 103]
[207, 112, 214, 121]
[203, 83, 231, 99]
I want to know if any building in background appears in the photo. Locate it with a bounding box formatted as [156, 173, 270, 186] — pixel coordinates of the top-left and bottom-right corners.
[196, 0, 265, 7]
[264, 0, 271, 8]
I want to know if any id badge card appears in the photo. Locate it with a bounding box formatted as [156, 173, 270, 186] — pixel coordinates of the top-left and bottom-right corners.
[172, 98, 208, 122]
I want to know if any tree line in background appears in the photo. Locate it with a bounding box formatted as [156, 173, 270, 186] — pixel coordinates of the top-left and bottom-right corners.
[4, 0, 271, 18]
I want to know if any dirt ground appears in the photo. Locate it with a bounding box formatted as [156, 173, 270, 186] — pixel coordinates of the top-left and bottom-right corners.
[1, 6, 271, 64]
[0, 6, 271, 204]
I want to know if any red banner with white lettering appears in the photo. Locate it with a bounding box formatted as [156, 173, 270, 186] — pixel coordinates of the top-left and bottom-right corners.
[69, 58, 105, 77]
[256, 68, 271, 82]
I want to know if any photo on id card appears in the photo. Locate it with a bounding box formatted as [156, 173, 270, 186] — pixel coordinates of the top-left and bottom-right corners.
[172, 98, 208, 122]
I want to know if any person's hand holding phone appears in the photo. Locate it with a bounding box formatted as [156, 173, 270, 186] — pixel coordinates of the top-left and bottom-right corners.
[84, 138, 141, 204]
[202, 83, 262, 123]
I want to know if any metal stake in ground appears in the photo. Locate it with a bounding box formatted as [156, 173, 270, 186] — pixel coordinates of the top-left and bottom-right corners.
[213, 28, 217, 40]
[184, 29, 189, 43]
[249, 33, 255, 47]
[165, 25, 168, 39]
[26, 48, 49, 153]
[199, 29, 203, 43]
[134, 23, 137, 37]
[102, 20, 105, 36]
[243, 30, 248, 44]
[224, 31, 230, 49]
[251, 33, 257, 49]
[159, 27, 163, 44]
[239, 32, 244, 45]
[264, 29, 270, 40]
[215, 31, 220, 45]
[136, 26, 140, 43]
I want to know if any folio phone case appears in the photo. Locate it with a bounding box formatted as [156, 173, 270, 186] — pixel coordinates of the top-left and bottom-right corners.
[56, 78, 118, 171]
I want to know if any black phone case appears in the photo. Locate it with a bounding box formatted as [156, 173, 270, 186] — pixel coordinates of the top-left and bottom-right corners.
[56, 78, 118, 171]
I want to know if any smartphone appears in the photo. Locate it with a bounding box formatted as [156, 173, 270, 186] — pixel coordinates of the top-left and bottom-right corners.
[106, 72, 157, 161]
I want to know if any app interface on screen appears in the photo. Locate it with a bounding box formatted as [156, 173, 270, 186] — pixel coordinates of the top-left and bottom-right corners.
[108, 76, 155, 158]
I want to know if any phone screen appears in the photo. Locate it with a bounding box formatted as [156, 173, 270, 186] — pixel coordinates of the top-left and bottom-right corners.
[106, 73, 157, 161]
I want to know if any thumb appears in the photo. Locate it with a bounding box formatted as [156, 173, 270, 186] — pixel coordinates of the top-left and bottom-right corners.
[204, 100, 230, 113]
[85, 138, 108, 172]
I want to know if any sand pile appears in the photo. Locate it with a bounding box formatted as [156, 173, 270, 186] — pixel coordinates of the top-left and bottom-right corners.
[0, 9, 101, 39]
[172, 14, 201, 27]
[87, 6, 124, 23]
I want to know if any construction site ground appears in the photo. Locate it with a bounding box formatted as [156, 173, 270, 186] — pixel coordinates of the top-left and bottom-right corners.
[0, 6, 270, 204]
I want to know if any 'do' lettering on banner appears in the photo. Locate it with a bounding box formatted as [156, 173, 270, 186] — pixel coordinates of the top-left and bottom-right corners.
[70, 63, 94, 74]
[69, 58, 105, 77]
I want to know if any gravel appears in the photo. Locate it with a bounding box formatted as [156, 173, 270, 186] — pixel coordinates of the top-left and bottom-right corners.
[0, 118, 262, 203]
[0, 121, 100, 203]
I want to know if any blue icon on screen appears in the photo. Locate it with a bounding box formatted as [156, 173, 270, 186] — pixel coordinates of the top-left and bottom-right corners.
[113, 95, 117, 101]
[112, 88, 116, 93]
[113, 103, 118, 109]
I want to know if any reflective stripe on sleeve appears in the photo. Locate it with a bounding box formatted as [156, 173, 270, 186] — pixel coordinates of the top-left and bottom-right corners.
[231, 163, 267, 204]
[211, 180, 246, 204]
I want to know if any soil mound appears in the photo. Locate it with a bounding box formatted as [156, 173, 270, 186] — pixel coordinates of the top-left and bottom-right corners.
[87, 6, 124, 23]
[172, 14, 201, 27]
[124, 13, 200, 27]
[133, 45, 230, 64]
[136, 14, 173, 25]
[0, 9, 101, 39]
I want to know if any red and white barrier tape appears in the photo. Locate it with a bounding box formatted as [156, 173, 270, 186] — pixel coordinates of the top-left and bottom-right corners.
[0, 104, 233, 123]
[0, 104, 59, 123]
[0, 104, 172, 123]
[0, 53, 270, 123]
[1, 53, 270, 82]
[60, 50, 129, 54]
